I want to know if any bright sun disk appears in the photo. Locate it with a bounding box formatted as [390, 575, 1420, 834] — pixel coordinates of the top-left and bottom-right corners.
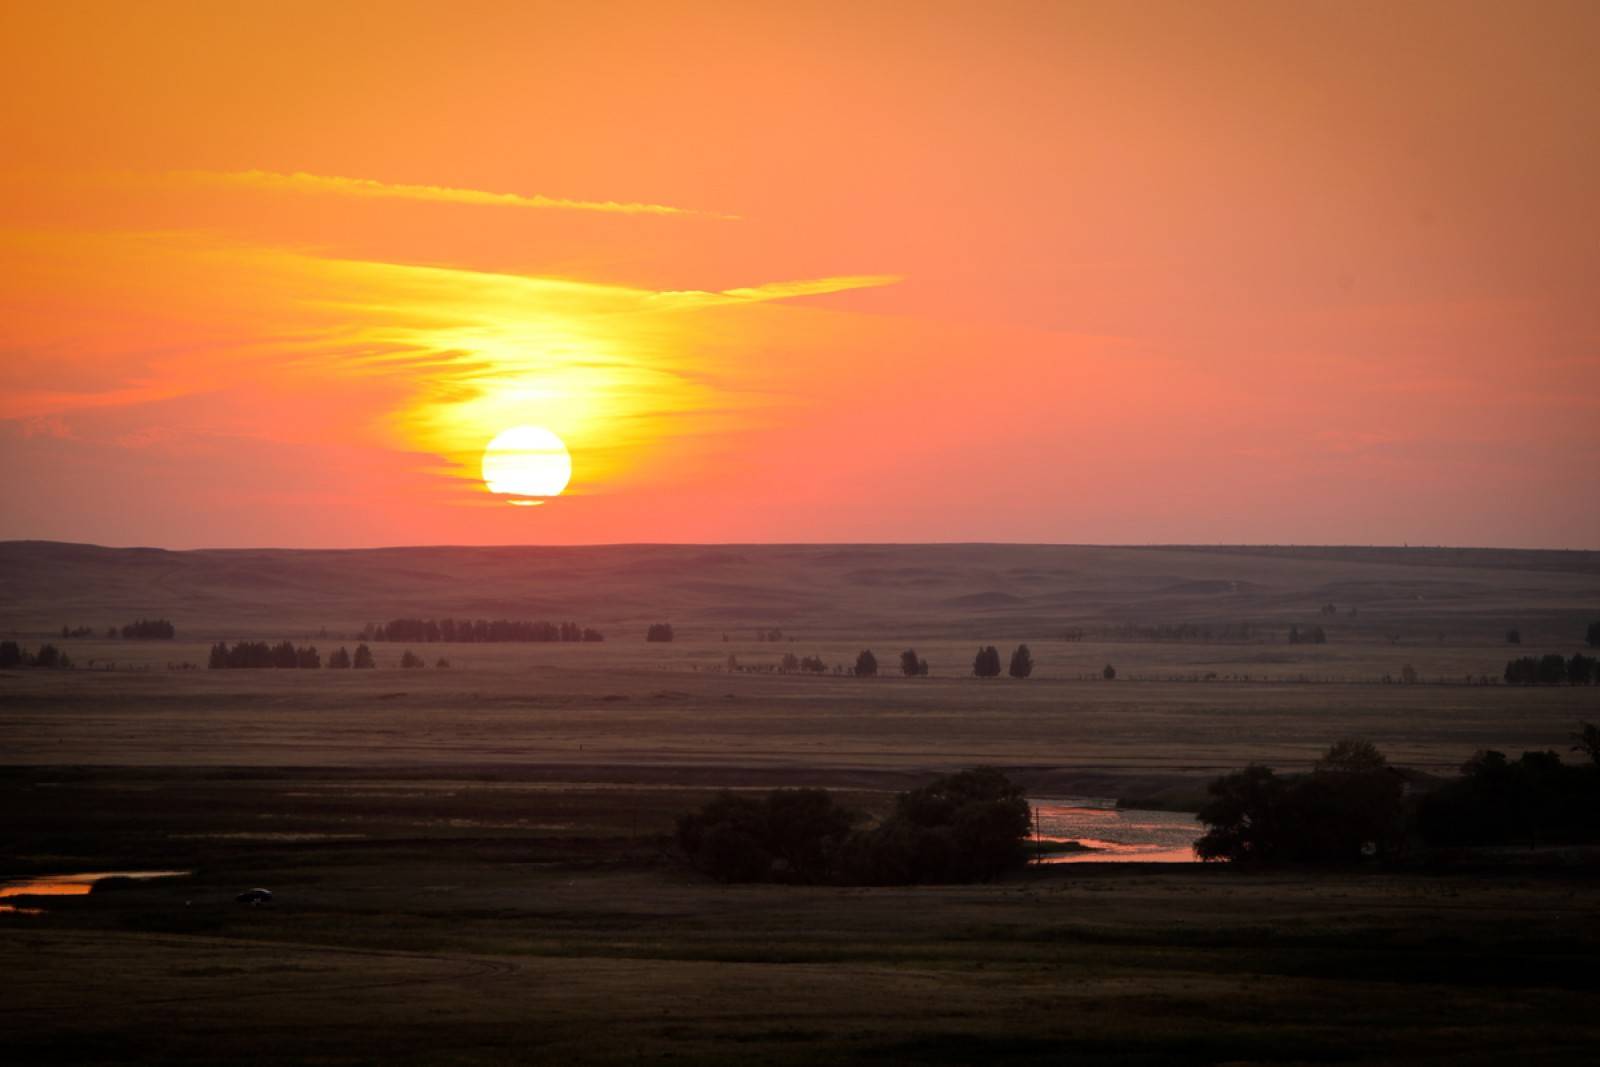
[482, 425, 572, 505]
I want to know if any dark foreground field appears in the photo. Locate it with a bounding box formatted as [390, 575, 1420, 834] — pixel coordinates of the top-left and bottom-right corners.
[3, 765, 1598, 1066]
[3, 542, 1598, 1063]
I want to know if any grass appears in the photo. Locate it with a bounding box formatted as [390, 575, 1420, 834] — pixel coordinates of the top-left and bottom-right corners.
[1, 542, 1597, 1062]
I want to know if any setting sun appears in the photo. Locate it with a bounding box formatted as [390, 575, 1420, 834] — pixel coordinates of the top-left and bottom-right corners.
[481, 425, 572, 505]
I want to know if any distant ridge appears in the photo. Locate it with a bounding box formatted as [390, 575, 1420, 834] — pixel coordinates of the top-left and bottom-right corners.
[2, 540, 1595, 640]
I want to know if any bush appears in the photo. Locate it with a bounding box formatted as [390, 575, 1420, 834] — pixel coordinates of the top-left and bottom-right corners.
[646, 623, 675, 642]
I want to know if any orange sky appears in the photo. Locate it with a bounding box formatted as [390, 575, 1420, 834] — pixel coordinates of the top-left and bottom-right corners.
[2, 1, 1596, 548]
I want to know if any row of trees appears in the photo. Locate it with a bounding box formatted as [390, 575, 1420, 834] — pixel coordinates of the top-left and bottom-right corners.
[206, 643, 380, 668]
[365, 619, 601, 643]
[1196, 727, 1600, 863]
[1504, 653, 1598, 686]
[0, 641, 72, 669]
[675, 768, 1033, 885]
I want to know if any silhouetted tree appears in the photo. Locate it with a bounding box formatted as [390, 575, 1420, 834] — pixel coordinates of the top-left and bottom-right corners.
[841, 768, 1032, 884]
[676, 788, 859, 884]
[327, 646, 352, 669]
[1288, 625, 1301, 645]
[1571, 722, 1600, 768]
[1102, 663, 1116, 680]
[400, 650, 425, 668]
[0, 641, 22, 668]
[120, 618, 176, 640]
[1567, 653, 1597, 686]
[972, 646, 1001, 677]
[1589, 621, 1600, 649]
[352, 643, 376, 669]
[780, 652, 800, 672]
[899, 649, 924, 677]
[32, 644, 69, 669]
[646, 623, 675, 642]
[854, 649, 878, 677]
[1007, 644, 1034, 679]
[435, 657, 451, 669]
[1506, 627, 1522, 645]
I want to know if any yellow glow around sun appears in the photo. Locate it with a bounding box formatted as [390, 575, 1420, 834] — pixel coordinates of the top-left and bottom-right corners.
[482, 425, 573, 505]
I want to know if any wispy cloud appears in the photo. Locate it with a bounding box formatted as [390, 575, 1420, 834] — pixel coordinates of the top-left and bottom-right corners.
[651, 274, 902, 308]
[171, 170, 731, 218]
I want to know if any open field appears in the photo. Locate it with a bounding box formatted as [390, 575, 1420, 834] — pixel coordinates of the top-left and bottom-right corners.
[3, 766, 1599, 1065]
[3, 542, 1598, 1063]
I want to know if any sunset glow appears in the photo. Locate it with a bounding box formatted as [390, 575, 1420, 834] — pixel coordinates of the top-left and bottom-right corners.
[0, 2, 1595, 548]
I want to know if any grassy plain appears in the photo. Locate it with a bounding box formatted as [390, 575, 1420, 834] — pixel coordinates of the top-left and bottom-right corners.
[2, 542, 1598, 1063]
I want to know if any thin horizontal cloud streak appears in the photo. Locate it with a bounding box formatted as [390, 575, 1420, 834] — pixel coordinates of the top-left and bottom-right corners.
[170, 169, 733, 218]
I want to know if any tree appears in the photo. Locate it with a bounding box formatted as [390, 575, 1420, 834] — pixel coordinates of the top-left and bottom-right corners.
[900, 649, 923, 677]
[1589, 621, 1600, 649]
[646, 622, 675, 642]
[1195, 765, 1288, 863]
[676, 788, 858, 884]
[972, 646, 1001, 677]
[1568, 654, 1597, 686]
[854, 649, 878, 677]
[1007, 644, 1034, 679]
[1288, 625, 1301, 645]
[327, 646, 352, 669]
[400, 650, 425, 668]
[1102, 663, 1116, 680]
[1571, 722, 1600, 768]
[1506, 628, 1522, 645]
[780, 652, 800, 672]
[1400, 663, 1418, 684]
[352, 643, 376, 669]
[1316, 739, 1387, 775]
[0, 641, 21, 668]
[843, 768, 1033, 884]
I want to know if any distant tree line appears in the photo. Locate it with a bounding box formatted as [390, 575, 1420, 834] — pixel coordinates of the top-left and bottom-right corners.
[208, 641, 390, 669]
[675, 768, 1032, 885]
[0, 641, 73, 669]
[120, 618, 176, 640]
[1504, 653, 1597, 686]
[366, 619, 601, 643]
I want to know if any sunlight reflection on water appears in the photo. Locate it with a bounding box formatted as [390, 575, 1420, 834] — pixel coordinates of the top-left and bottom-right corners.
[0, 870, 190, 913]
[1032, 799, 1200, 863]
